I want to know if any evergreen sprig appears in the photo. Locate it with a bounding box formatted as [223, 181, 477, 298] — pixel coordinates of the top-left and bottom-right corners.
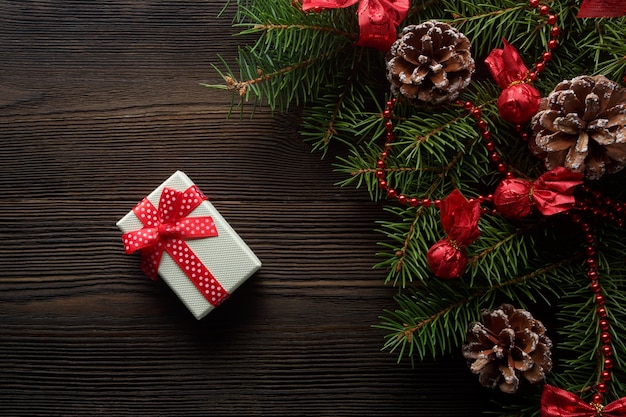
[211, 0, 626, 415]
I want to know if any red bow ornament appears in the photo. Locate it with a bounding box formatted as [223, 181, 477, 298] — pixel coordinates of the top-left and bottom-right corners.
[427, 190, 481, 279]
[493, 167, 583, 220]
[577, 0, 626, 18]
[301, 0, 409, 50]
[541, 384, 626, 416]
[121, 185, 229, 307]
[485, 39, 541, 124]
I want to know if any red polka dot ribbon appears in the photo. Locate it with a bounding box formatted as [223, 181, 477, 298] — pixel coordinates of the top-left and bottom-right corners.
[121, 185, 230, 307]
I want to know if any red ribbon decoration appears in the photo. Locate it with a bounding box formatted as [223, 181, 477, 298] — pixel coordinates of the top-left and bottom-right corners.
[541, 384, 626, 416]
[301, 0, 409, 50]
[122, 186, 229, 307]
[427, 189, 481, 279]
[493, 167, 582, 221]
[577, 0, 626, 18]
[485, 39, 541, 124]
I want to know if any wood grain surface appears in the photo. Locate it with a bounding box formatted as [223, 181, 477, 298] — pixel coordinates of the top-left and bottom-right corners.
[0, 2, 486, 415]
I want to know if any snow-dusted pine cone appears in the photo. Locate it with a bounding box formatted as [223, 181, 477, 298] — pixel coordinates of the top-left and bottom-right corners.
[530, 75, 626, 180]
[462, 304, 552, 394]
[385, 21, 475, 104]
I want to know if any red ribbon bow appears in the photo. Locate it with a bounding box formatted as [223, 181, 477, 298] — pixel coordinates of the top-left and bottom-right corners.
[122, 186, 229, 307]
[485, 39, 541, 124]
[577, 0, 626, 18]
[493, 167, 583, 220]
[541, 384, 626, 416]
[426, 189, 481, 279]
[301, 0, 409, 50]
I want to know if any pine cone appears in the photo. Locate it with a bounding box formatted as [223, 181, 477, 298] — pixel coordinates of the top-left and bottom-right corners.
[462, 304, 552, 394]
[530, 75, 626, 180]
[385, 21, 475, 104]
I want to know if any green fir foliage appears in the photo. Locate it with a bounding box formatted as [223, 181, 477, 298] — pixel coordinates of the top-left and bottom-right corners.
[210, 0, 626, 415]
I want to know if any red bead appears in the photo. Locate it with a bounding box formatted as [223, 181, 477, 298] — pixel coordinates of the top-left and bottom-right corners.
[529, 71, 538, 81]
[593, 393, 603, 404]
[421, 199, 432, 207]
[548, 39, 558, 49]
[398, 195, 407, 205]
[387, 188, 397, 198]
[381, 151, 388, 159]
[505, 171, 515, 179]
[409, 197, 419, 207]
[482, 130, 492, 140]
[597, 383, 608, 393]
[602, 344, 613, 356]
[529, 0, 539, 7]
[377, 160, 385, 169]
[385, 121, 393, 131]
[601, 370, 611, 381]
[497, 163, 507, 173]
[547, 14, 557, 25]
[477, 120, 487, 130]
[550, 26, 560, 37]
[595, 294, 605, 305]
[485, 142, 495, 152]
[539, 5, 550, 14]
[379, 179, 387, 190]
[434, 199, 441, 208]
[490, 152, 500, 162]
[590, 281, 601, 293]
[601, 331, 611, 344]
[383, 109, 392, 119]
[375, 170, 385, 179]
[604, 358, 614, 369]
[542, 51, 552, 62]
[588, 270, 598, 280]
[471, 108, 481, 119]
[536, 62, 545, 72]
[599, 319, 610, 331]
[463, 101, 473, 111]
[597, 307, 607, 318]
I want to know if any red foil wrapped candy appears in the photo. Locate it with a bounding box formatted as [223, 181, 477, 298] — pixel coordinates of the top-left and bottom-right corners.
[493, 167, 583, 220]
[427, 190, 481, 279]
[485, 39, 541, 124]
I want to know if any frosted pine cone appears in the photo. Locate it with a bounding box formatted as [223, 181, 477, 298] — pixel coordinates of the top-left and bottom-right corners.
[530, 75, 626, 180]
[462, 304, 552, 394]
[385, 21, 475, 104]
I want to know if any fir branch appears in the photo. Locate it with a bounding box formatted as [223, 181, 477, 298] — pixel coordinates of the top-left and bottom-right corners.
[379, 253, 579, 362]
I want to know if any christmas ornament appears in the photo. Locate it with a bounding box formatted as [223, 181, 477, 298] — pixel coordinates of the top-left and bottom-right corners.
[462, 304, 552, 394]
[493, 167, 582, 220]
[577, 0, 626, 18]
[426, 189, 480, 279]
[485, 39, 541, 124]
[540, 384, 626, 417]
[530, 75, 626, 180]
[385, 21, 475, 104]
[301, 0, 409, 50]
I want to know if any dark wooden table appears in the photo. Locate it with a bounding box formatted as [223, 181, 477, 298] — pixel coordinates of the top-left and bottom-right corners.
[1, 2, 485, 415]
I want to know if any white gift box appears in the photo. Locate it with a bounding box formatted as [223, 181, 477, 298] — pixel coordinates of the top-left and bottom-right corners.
[117, 171, 261, 319]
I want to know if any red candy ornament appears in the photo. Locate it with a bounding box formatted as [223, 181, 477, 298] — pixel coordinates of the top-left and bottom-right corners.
[301, 0, 409, 50]
[485, 39, 541, 124]
[577, 0, 626, 18]
[493, 167, 583, 220]
[427, 190, 481, 279]
[540, 384, 626, 417]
